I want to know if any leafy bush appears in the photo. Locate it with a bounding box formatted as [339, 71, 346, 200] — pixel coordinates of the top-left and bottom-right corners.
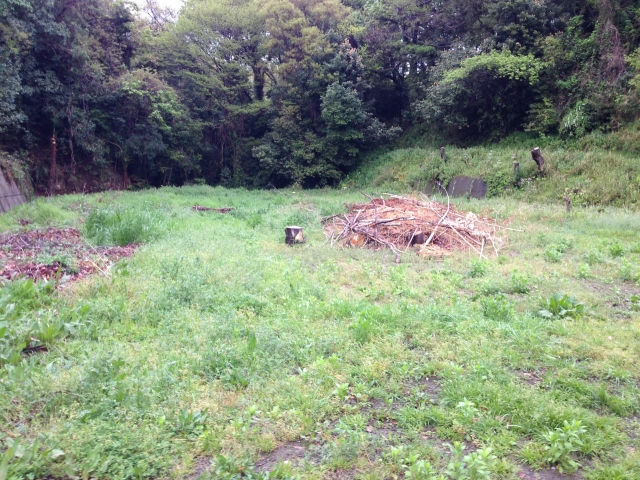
[83, 207, 166, 246]
[539, 294, 585, 319]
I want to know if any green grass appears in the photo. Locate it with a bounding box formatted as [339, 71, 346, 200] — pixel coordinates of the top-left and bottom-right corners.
[347, 128, 640, 207]
[1, 186, 639, 479]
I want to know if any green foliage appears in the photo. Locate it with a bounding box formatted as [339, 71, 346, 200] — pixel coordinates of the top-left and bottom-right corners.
[445, 442, 497, 480]
[539, 294, 585, 319]
[350, 314, 373, 344]
[444, 51, 544, 84]
[510, 269, 531, 294]
[468, 259, 487, 278]
[481, 294, 514, 322]
[542, 420, 587, 473]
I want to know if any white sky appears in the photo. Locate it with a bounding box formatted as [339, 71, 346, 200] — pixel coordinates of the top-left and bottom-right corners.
[135, 0, 185, 13]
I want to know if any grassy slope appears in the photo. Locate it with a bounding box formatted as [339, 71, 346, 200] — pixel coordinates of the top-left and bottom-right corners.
[1, 187, 640, 479]
[346, 129, 640, 207]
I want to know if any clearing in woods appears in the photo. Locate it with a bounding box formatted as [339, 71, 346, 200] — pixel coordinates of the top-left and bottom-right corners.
[0, 186, 639, 479]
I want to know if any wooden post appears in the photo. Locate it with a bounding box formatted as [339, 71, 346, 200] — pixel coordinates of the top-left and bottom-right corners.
[440, 147, 446, 162]
[513, 162, 520, 185]
[285, 226, 304, 245]
[531, 147, 545, 171]
[50, 135, 57, 194]
[564, 196, 571, 213]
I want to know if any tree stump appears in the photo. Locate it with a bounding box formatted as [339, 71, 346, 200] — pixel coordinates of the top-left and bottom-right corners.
[440, 146, 446, 162]
[285, 226, 305, 245]
[564, 196, 571, 213]
[531, 147, 545, 171]
[409, 231, 426, 246]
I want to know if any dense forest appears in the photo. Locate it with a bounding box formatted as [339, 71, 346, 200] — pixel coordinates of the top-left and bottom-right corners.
[1, 0, 640, 191]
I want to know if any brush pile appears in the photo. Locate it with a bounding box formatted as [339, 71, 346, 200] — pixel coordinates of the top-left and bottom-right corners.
[322, 194, 506, 258]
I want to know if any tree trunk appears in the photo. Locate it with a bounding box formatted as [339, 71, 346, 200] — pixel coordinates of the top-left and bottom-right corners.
[285, 226, 304, 245]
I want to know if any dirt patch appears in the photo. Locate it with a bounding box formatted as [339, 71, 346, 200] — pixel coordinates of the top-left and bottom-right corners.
[186, 457, 211, 480]
[404, 376, 442, 401]
[0, 227, 136, 283]
[515, 369, 547, 387]
[255, 441, 307, 472]
[325, 468, 358, 479]
[516, 464, 582, 479]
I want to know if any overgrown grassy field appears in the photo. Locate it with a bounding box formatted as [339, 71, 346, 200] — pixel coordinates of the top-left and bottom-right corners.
[1, 186, 639, 479]
[347, 128, 640, 207]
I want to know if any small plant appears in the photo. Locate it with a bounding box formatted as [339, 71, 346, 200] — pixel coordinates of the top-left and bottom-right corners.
[176, 408, 208, 434]
[405, 459, 437, 479]
[350, 314, 373, 344]
[584, 249, 604, 265]
[481, 294, 514, 322]
[538, 293, 585, 319]
[630, 295, 640, 312]
[544, 245, 563, 263]
[609, 241, 624, 258]
[510, 269, 531, 294]
[542, 420, 586, 473]
[468, 259, 487, 278]
[207, 454, 263, 479]
[619, 260, 638, 282]
[445, 442, 497, 480]
[575, 263, 591, 279]
[246, 214, 263, 229]
[455, 399, 480, 423]
[333, 383, 350, 401]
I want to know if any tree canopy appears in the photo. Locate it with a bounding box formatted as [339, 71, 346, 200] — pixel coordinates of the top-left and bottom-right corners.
[2, 0, 640, 190]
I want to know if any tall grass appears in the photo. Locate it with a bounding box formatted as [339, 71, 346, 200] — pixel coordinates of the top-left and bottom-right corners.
[83, 206, 167, 246]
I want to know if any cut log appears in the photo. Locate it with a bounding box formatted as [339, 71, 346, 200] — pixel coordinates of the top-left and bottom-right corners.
[285, 226, 305, 245]
[531, 147, 545, 171]
[191, 205, 234, 213]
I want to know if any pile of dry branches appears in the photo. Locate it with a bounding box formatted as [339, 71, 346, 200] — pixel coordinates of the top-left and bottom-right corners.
[322, 193, 507, 258]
